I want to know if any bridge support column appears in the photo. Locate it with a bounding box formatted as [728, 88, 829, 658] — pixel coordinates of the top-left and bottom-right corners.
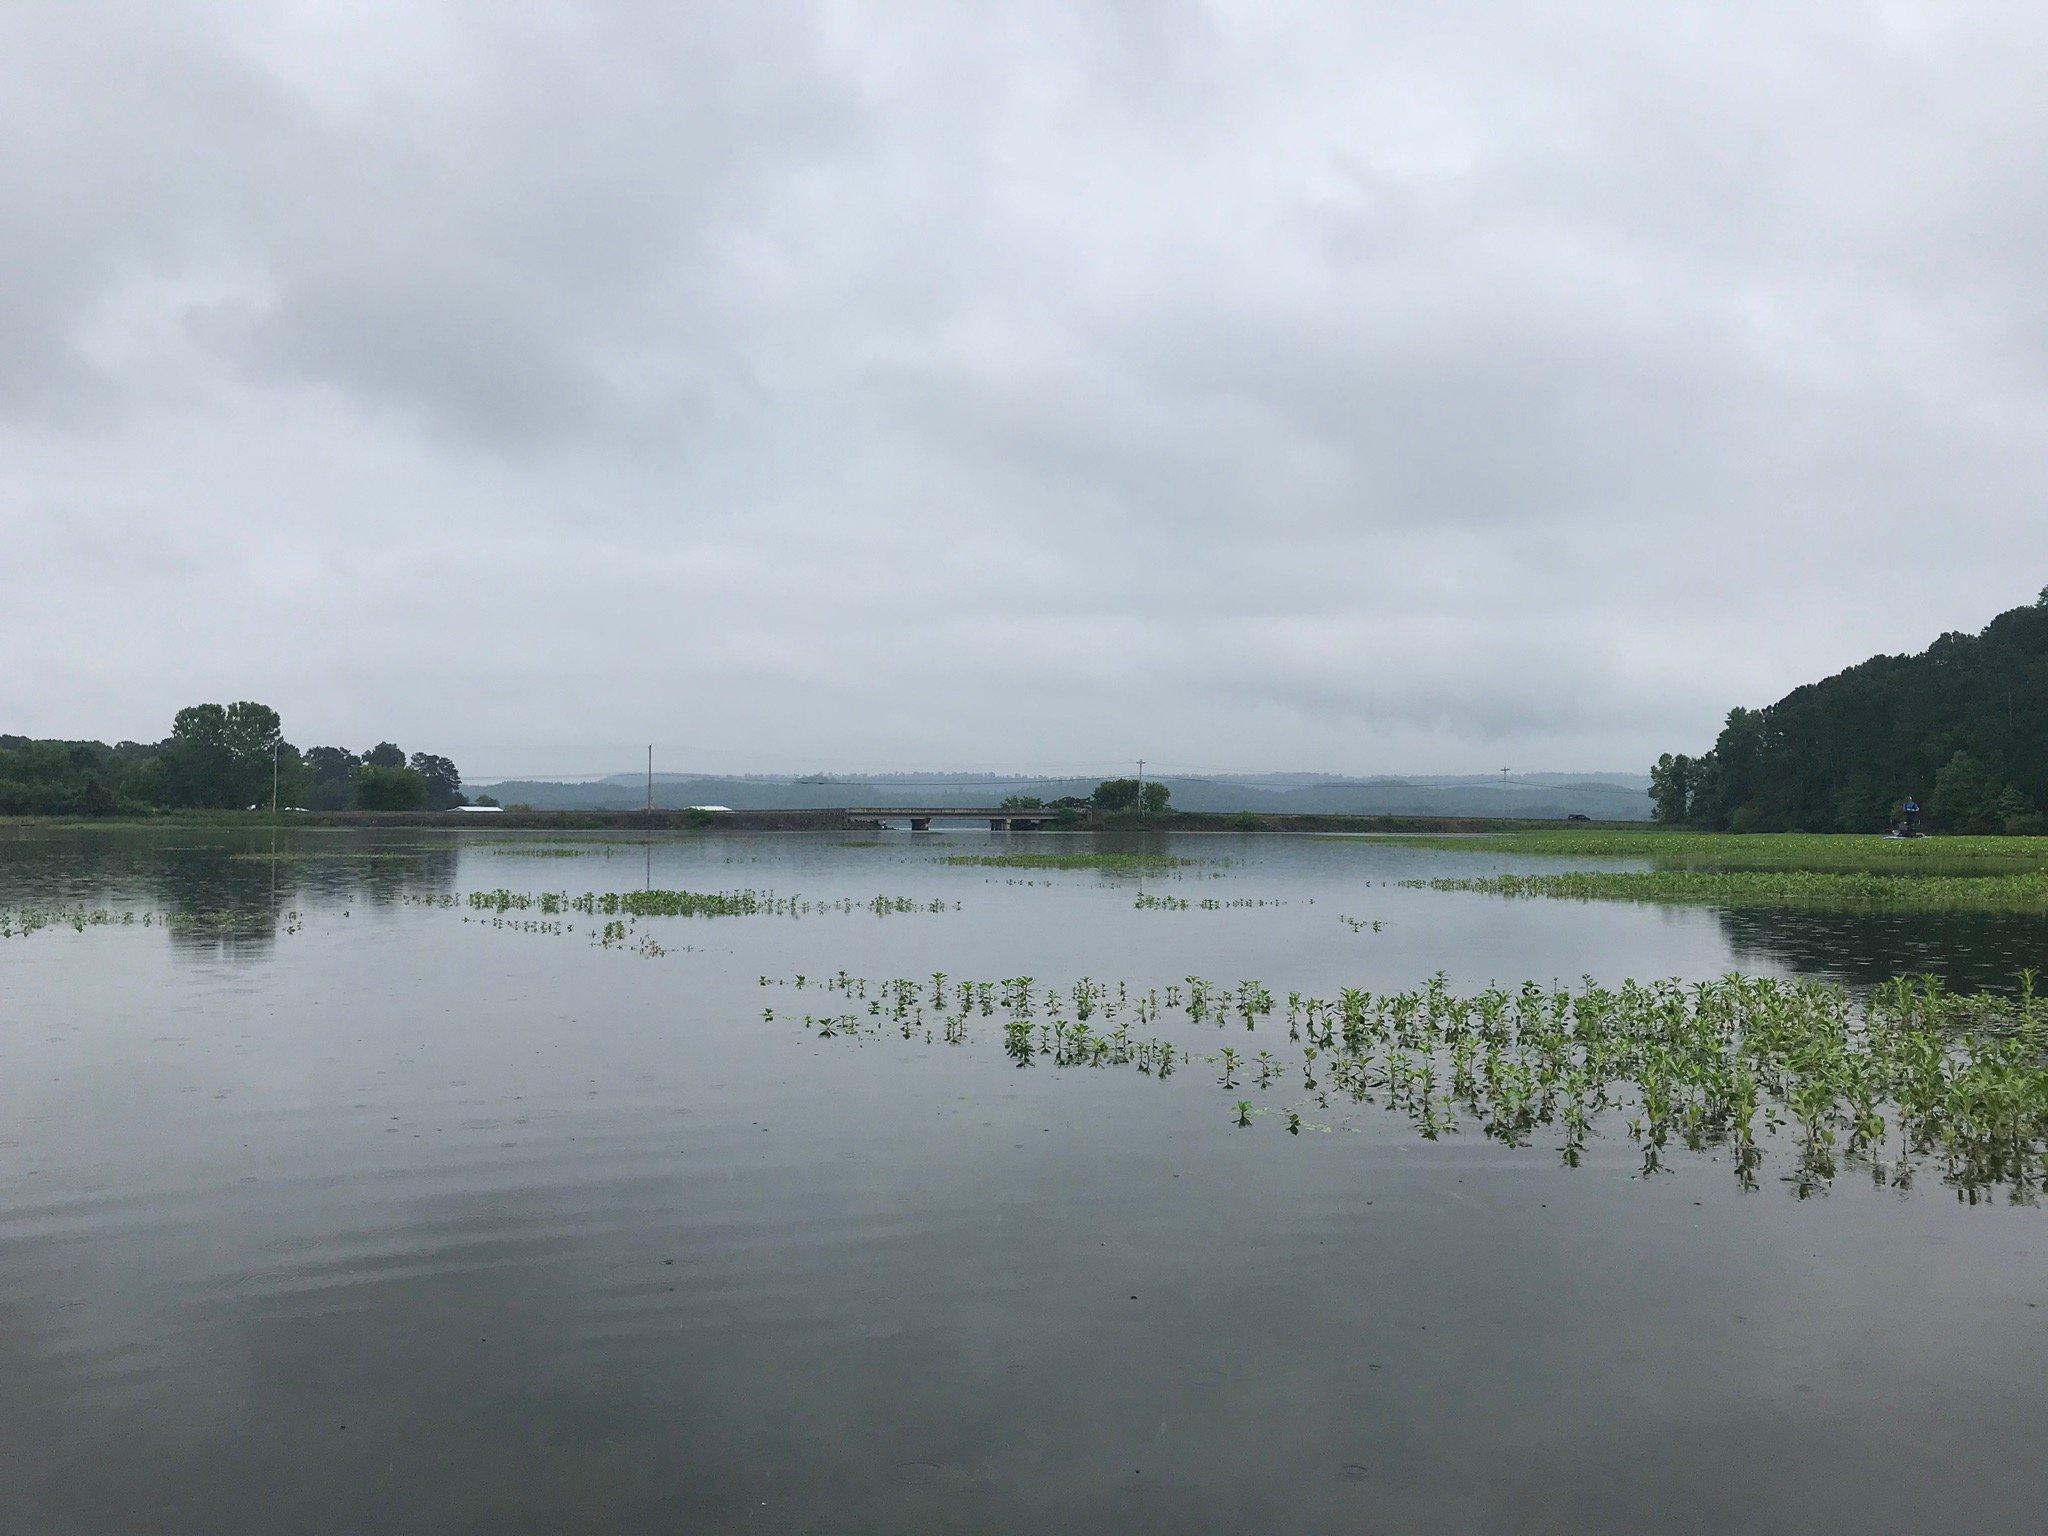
[989, 817, 1009, 830]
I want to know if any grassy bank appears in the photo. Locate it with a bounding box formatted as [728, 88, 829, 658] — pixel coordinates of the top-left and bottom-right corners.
[1411, 868, 2048, 912]
[1377, 828, 2048, 871]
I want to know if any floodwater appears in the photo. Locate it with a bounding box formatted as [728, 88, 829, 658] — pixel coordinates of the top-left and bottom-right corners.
[0, 825, 2043, 1534]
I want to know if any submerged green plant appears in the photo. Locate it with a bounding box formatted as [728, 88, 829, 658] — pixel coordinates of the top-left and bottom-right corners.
[759, 966, 2048, 1201]
[452, 887, 955, 918]
[1408, 869, 2048, 912]
[1134, 893, 1282, 911]
[0, 904, 304, 938]
[944, 852, 1201, 872]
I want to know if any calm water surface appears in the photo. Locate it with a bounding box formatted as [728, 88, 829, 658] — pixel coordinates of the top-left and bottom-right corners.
[1, 826, 2043, 1534]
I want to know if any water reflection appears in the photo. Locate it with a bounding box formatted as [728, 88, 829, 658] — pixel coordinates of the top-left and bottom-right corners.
[0, 827, 460, 960]
[3, 827, 2047, 1532]
[1712, 905, 2048, 993]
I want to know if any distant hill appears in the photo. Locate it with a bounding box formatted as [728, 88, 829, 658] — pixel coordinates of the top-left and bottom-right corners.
[469, 770, 1653, 821]
[1653, 588, 2048, 833]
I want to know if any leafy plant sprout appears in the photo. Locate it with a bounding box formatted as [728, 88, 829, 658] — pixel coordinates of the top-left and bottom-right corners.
[438, 887, 959, 920]
[753, 965, 2048, 1201]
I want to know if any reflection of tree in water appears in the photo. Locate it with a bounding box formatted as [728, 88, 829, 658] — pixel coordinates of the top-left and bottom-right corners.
[148, 837, 461, 962]
[1712, 905, 2048, 994]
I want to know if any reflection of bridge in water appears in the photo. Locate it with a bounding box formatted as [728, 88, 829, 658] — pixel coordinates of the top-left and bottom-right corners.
[846, 806, 1071, 832]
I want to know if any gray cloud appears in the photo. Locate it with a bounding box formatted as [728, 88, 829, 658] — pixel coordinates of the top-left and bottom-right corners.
[4, 1, 2046, 775]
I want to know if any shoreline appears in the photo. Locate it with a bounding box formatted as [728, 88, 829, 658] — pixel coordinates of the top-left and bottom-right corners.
[2, 808, 1648, 835]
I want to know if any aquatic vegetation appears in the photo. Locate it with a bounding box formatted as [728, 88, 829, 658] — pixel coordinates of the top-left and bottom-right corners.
[943, 852, 1202, 872]
[758, 966, 2048, 1201]
[1339, 915, 1383, 932]
[1382, 825, 2048, 910]
[1408, 869, 2048, 912]
[450, 888, 955, 918]
[0, 904, 303, 939]
[1134, 893, 1283, 911]
[0, 904, 135, 938]
[20, 860, 2045, 1201]
[1375, 829, 2048, 872]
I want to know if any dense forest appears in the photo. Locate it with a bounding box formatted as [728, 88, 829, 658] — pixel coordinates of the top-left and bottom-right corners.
[0, 703, 466, 816]
[1652, 590, 2048, 833]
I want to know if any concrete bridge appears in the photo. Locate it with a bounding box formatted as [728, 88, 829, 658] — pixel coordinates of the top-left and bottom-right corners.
[846, 806, 1074, 832]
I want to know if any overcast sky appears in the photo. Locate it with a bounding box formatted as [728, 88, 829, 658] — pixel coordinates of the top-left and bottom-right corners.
[4, 3, 2045, 778]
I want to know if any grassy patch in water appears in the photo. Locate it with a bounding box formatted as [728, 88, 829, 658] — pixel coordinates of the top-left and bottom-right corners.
[1133, 893, 1285, 911]
[762, 968, 2048, 1200]
[1374, 829, 2048, 871]
[1408, 869, 2048, 911]
[0, 904, 302, 938]
[943, 852, 1199, 872]
[451, 887, 952, 917]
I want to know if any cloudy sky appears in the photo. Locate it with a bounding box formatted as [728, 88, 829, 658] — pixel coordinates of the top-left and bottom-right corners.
[4, 3, 2045, 777]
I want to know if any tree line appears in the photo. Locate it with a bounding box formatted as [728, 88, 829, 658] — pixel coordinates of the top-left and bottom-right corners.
[1651, 589, 2048, 834]
[0, 702, 469, 816]
[997, 779, 1173, 815]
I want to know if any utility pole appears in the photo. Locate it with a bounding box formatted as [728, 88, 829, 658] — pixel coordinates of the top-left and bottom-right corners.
[1137, 758, 1146, 812]
[1500, 766, 1511, 823]
[272, 740, 280, 817]
[646, 745, 654, 815]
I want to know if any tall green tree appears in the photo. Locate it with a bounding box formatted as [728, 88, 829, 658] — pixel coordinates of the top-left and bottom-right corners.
[1090, 778, 1171, 814]
[354, 765, 428, 810]
[161, 701, 289, 808]
[408, 752, 464, 810]
[304, 746, 361, 811]
[1648, 753, 1694, 822]
[1654, 590, 2048, 833]
[0, 711, 459, 817]
[1092, 778, 1140, 812]
[0, 736, 134, 814]
[1930, 752, 2006, 833]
